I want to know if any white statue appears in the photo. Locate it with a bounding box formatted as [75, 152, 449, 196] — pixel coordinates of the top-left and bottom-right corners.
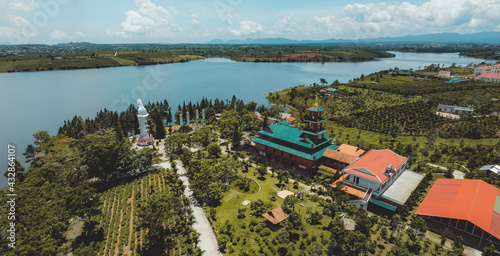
[137, 99, 154, 146]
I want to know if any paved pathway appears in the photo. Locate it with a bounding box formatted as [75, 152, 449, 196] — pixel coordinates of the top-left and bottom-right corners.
[427, 163, 465, 179]
[173, 160, 222, 256]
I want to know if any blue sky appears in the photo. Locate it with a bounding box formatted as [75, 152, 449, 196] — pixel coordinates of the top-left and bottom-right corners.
[1, 0, 499, 44]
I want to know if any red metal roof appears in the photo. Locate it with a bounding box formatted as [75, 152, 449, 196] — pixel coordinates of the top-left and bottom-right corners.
[439, 70, 450, 73]
[416, 179, 500, 240]
[492, 64, 500, 67]
[343, 149, 407, 183]
[286, 117, 296, 122]
[480, 73, 500, 79]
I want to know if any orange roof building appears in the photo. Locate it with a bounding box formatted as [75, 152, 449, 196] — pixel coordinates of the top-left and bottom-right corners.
[343, 149, 407, 184]
[321, 144, 365, 174]
[339, 149, 424, 211]
[262, 207, 289, 225]
[416, 179, 500, 250]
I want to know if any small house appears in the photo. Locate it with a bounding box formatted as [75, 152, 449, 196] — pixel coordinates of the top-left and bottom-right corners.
[323, 88, 341, 95]
[437, 104, 474, 115]
[262, 207, 289, 226]
[479, 165, 500, 175]
[438, 70, 451, 78]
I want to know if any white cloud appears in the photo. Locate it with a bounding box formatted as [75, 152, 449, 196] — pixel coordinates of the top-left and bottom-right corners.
[223, 12, 233, 25]
[191, 12, 200, 25]
[75, 31, 85, 37]
[10, 15, 30, 27]
[312, 0, 500, 39]
[230, 20, 263, 36]
[8, 0, 38, 12]
[116, 0, 181, 38]
[50, 30, 68, 40]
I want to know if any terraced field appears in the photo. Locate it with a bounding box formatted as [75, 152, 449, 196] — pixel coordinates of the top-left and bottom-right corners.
[93, 168, 170, 256]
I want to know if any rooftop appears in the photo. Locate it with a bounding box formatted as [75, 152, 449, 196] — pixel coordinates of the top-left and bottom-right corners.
[438, 104, 474, 111]
[343, 149, 407, 183]
[323, 148, 358, 165]
[337, 144, 365, 157]
[252, 137, 337, 161]
[262, 207, 289, 225]
[380, 170, 425, 206]
[475, 66, 491, 69]
[416, 179, 500, 240]
[257, 121, 333, 149]
[480, 73, 500, 79]
[479, 165, 500, 174]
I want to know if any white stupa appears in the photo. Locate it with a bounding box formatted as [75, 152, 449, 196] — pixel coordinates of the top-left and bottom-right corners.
[137, 99, 154, 146]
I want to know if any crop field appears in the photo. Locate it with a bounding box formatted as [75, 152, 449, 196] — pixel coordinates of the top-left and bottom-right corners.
[92, 168, 170, 256]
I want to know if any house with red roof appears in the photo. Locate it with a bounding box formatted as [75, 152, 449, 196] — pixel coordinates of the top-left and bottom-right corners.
[474, 66, 491, 76]
[416, 179, 500, 251]
[479, 72, 500, 83]
[262, 207, 289, 226]
[320, 144, 365, 175]
[438, 70, 451, 78]
[339, 149, 424, 211]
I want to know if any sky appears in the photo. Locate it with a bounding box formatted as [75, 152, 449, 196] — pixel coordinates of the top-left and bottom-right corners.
[1, 0, 500, 44]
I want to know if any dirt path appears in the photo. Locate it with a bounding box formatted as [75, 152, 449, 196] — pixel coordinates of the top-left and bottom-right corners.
[113, 209, 124, 256]
[123, 184, 135, 256]
[103, 195, 117, 255]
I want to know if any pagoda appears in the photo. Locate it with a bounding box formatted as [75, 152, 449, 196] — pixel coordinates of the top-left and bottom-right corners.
[252, 97, 337, 174]
[136, 99, 154, 146]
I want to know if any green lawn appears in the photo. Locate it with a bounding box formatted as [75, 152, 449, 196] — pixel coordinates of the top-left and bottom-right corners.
[229, 177, 260, 194]
[110, 57, 136, 65]
[211, 167, 332, 255]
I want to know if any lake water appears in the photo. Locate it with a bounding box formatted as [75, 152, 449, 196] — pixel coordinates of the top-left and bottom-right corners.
[0, 52, 494, 187]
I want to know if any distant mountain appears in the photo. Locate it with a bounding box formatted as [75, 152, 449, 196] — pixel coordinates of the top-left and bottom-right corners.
[206, 31, 500, 45]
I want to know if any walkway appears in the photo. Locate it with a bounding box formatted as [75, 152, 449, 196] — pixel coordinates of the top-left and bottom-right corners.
[173, 160, 222, 256]
[427, 163, 465, 179]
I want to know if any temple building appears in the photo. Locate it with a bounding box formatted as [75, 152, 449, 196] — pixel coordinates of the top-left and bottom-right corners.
[252, 97, 337, 174]
[137, 99, 154, 146]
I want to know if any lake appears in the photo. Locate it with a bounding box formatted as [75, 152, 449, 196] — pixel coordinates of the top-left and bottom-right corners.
[0, 52, 494, 187]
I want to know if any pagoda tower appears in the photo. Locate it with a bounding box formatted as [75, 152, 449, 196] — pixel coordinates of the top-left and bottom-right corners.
[302, 96, 328, 142]
[136, 99, 154, 146]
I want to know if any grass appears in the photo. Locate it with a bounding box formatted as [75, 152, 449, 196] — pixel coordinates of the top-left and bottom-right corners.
[110, 57, 137, 65]
[230, 177, 260, 194]
[211, 167, 332, 255]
